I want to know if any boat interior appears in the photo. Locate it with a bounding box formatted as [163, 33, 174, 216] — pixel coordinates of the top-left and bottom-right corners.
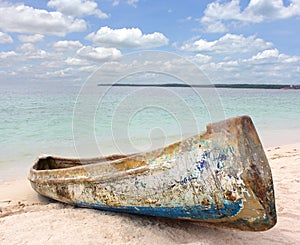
[33, 154, 128, 171]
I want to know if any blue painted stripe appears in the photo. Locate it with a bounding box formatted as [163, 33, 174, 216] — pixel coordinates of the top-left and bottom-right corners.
[73, 199, 243, 220]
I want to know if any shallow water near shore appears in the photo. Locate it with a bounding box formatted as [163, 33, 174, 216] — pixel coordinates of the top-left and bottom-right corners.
[1, 80, 300, 179]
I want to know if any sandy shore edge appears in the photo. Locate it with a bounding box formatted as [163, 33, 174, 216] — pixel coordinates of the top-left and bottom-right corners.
[1, 143, 300, 244]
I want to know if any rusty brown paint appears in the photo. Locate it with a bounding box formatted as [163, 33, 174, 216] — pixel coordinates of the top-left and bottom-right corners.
[112, 158, 147, 171]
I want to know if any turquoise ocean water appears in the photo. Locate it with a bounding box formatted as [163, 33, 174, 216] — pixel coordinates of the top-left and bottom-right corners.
[1, 81, 300, 179]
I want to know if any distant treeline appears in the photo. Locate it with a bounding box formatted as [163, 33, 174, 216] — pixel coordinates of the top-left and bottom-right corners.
[98, 83, 300, 89]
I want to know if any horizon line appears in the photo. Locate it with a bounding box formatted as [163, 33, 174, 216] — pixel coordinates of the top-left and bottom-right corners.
[97, 83, 300, 89]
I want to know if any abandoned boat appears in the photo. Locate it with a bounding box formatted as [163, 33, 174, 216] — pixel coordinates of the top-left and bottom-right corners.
[28, 116, 276, 231]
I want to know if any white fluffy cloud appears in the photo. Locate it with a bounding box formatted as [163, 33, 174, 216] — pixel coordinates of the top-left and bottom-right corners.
[35, 67, 74, 78]
[191, 53, 213, 64]
[244, 0, 300, 20]
[86, 26, 169, 49]
[126, 0, 139, 7]
[0, 51, 17, 59]
[53, 40, 83, 51]
[0, 32, 13, 44]
[201, 0, 300, 32]
[47, 0, 109, 19]
[65, 57, 90, 66]
[17, 43, 49, 59]
[76, 46, 122, 62]
[251, 49, 280, 60]
[0, 2, 86, 36]
[180, 34, 273, 55]
[247, 48, 300, 64]
[112, 0, 139, 7]
[18, 34, 44, 43]
[193, 47, 300, 84]
[112, 1, 120, 7]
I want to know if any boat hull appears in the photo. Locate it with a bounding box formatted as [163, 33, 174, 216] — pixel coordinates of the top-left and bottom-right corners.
[28, 116, 276, 231]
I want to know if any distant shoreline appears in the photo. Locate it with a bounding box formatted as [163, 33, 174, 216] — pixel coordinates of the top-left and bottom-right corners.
[97, 83, 300, 89]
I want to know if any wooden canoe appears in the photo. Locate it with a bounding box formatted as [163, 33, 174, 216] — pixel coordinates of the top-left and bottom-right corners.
[28, 116, 276, 231]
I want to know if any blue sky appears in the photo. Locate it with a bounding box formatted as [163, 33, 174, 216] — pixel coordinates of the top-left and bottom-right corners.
[0, 0, 299, 84]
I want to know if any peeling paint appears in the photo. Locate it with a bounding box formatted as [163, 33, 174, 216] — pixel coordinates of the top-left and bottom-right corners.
[28, 116, 277, 231]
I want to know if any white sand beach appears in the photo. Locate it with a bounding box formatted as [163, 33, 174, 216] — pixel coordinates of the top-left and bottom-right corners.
[0, 143, 299, 245]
